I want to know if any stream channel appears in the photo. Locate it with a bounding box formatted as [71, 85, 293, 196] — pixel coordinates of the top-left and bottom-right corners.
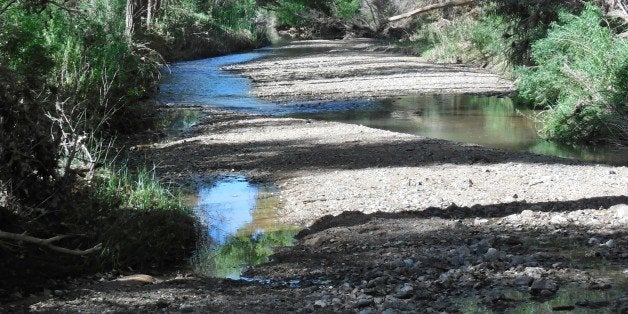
[156, 45, 628, 280]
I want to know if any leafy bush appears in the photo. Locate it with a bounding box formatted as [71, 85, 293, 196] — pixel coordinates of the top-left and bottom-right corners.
[517, 5, 628, 144]
[420, 12, 513, 73]
[332, 0, 361, 19]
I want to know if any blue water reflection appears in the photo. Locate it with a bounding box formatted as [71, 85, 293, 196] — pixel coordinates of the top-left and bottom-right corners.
[194, 176, 258, 245]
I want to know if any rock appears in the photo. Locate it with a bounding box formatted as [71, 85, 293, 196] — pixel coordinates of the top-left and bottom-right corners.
[510, 255, 524, 266]
[474, 218, 489, 225]
[603, 239, 615, 247]
[354, 296, 374, 308]
[513, 275, 533, 287]
[314, 300, 327, 308]
[450, 246, 470, 265]
[530, 279, 558, 295]
[304, 236, 325, 247]
[587, 237, 601, 246]
[393, 284, 414, 299]
[483, 290, 505, 303]
[550, 215, 568, 224]
[155, 299, 169, 308]
[402, 258, 414, 267]
[612, 204, 628, 221]
[473, 239, 491, 254]
[179, 303, 195, 312]
[483, 248, 498, 262]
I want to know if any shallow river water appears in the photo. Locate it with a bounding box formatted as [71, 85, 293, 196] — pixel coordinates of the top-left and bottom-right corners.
[157, 46, 627, 279]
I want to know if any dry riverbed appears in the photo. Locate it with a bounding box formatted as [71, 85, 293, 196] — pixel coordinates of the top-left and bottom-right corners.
[7, 40, 628, 312]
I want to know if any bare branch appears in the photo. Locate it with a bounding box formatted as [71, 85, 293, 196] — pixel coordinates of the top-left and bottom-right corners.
[0, 230, 102, 256]
[387, 0, 478, 23]
[0, 0, 18, 16]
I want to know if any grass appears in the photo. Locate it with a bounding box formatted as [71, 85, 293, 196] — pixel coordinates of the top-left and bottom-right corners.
[85, 165, 198, 270]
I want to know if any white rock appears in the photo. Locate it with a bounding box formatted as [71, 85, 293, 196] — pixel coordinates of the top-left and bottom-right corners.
[611, 204, 628, 221]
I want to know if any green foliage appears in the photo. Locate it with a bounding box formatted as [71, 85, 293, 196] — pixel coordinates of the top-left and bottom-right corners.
[420, 13, 513, 73]
[517, 6, 628, 144]
[270, 0, 310, 26]
[332, 0, 361, 19]
[210, 0, 258, 30]
[86, 166, 197, 269]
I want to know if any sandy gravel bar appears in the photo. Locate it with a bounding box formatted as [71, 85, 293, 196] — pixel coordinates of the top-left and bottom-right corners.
[150, 110, 627, 226]
[223, 39, 515, 101]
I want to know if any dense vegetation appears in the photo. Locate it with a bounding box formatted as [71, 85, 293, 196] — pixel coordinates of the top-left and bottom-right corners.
[404, 1, 627, 145]
[0, 0, 266, 294]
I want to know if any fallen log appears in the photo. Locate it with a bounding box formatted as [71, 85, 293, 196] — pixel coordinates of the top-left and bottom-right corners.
[0, 230, 102, 255]
[387, 0, 478, 23]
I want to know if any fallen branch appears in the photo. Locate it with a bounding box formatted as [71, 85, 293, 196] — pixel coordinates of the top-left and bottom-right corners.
[387, 0, 478, 23]
[0, 230, 102, 256]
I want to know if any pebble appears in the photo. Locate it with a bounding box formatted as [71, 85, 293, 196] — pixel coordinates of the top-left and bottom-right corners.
[588, 237, 601, 246]
[393, 284, 414, 299]
[483, 248, 498, 262]
[314, 300, 327, 308]
[530, 279, 558, 295]
[179, 303, 195, 312]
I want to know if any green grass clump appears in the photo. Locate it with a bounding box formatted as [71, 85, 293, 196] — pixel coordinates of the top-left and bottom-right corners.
[76, 166, 198, 270]
[517, 5, 628, 144]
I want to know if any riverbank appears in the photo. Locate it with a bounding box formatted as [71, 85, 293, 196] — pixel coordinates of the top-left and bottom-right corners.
[18, 108, 628, 312]
[9, 39, 627, 312]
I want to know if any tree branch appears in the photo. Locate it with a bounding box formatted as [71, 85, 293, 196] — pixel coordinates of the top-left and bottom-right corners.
[0, 0, 18, 16]
[0, 230, 102, 256]
[387, 0, 478, 23]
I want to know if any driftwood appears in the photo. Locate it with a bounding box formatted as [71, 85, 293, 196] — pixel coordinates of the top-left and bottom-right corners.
[0, 230, 102, 256]
[387, 0, 477, 22]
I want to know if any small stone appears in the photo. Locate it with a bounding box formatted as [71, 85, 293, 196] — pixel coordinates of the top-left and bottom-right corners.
[530, 279, 558, 295]
[52, 290, 64, 297]
[483, 248, 498, 262]
[588, 237, 601, 246]
[510, 255, 524, 266]
[394, 284, 414, 299]
[314, 300, 327, 308]
[402, 258, 414, 267]
[179, 303, 194, 313]
[304, 236, 325, 247]
[513, 275, 533, 287]
[550, 215, 568, 224]
[354, 297, 374, 308]
[603, 239, 615, 247]
[474, 218, 489, 225]
[611, 204, 628, 221]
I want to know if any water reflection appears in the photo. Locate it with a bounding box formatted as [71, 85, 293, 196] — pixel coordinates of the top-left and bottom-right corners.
[159, 109, 203, 139]
[157, 50, 627, 165]
[290, 94, 627, 165]
[458, 283, 627, 313]
[189, 176, 297, 279]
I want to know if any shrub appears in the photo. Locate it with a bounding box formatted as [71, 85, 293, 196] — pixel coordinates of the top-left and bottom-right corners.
[517, 5, 628, 144]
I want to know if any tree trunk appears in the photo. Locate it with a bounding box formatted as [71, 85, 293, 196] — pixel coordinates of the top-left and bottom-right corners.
[146, 0, 153, 29]
[124, 0, 134, 39]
